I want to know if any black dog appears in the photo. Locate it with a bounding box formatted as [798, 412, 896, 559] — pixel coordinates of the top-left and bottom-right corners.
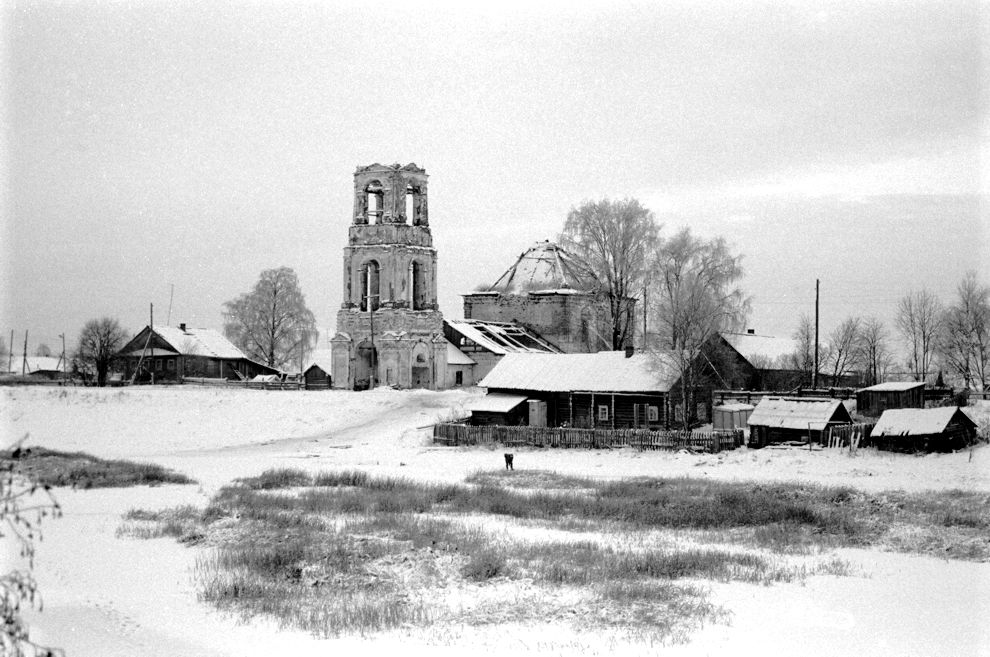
[504, 453, 514, 470]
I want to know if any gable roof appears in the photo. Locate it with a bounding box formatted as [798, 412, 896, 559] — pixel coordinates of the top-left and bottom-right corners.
[873, 407, 977, 436]
[304, 349, 334, 374]
[119, 325, 251, 361]
[482, 241, 591, 295]
[747, 397, 852, 431]
[721, 332, 796, 365]
[445, 319, 561, 355]
[479, 351, 680, 393]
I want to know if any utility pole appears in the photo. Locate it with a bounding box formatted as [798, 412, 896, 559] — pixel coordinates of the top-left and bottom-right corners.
[59, 333, 67, 381]
[7, 329, 12, 373]
[21, 330, 28, 375]
[167, 283, 174, 326]
[813, 279, 820, 389]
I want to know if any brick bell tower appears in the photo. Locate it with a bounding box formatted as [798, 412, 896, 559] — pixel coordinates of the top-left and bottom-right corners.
[330, 163, 448, 390]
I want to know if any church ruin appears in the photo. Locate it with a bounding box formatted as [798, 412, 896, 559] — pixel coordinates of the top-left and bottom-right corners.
[330, 163, 454, 390]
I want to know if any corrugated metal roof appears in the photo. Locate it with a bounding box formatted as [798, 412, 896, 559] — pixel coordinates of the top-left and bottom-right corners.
[445, 341, 476, 366]
[155, 326, 247, 360]
[722, 332, 796, 364]
[858, 382, 925, 393]
[446, 319, 561, 355]
[747, 397, 851, 431]
[469, 393, 529, 413]
[484, 241, 591, 294]
[873, 407, 975, 436]
[478, 351, 680, 393]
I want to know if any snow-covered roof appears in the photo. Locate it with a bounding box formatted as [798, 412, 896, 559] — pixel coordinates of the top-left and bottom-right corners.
[873, 407, 976, 436]
[304, 349, 334, 374]
[714, 403, 755, 412]
[479, 351, 680, 393]
[446, 319, 561, 355]
[469, 393, 528, 413]
[153, 326, 247, 360]
[747, 398, 851, 431]
[445, 341, 476, 366]
[481, 241, 591, 295]
[858, 382, 925, 393]
[1, 356, 65, 374]
[722, 332, 796, 365]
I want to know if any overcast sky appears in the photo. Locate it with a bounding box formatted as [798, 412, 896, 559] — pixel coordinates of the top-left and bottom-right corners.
[2, 0, 987, 362]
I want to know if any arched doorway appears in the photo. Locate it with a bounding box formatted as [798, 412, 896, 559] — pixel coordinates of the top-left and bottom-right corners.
[410, 342, 431, 389]
[355, 340, 377, 390]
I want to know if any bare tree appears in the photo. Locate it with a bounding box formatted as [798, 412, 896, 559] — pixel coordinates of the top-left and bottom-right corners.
[651, 228, 749, 427]
[223, 267, 318, 370]
[76, 317, 128, 387]
[858, 317, 893, 386]
[33, 344, 52, 358]
[784, 313, 817, 384]
[896, 289, 944, 383]
[559, 198, 661, 350]
[824, 316, 863, 383]
[939, 272, 990, 390]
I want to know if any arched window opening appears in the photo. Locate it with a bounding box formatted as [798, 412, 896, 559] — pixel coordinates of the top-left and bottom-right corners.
[366, 181, 383, 225]
[361, 261, 380, 311]
[405, 185, 415, 226]
[410, 261, 426, 310]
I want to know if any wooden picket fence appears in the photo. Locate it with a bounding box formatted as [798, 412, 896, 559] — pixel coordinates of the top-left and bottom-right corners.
[181, 376, 304, 391]
[824, 422, 875, 450]
[433, 423, 742, 452]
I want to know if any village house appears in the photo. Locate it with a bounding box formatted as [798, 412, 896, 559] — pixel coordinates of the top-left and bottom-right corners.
[116, 324, 280, 382]
[871, 406, 978, 452]
[471, 349, 681, 429]
[746, 397, 853, 448]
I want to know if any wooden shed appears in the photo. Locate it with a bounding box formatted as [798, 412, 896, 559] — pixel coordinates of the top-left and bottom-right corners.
[747, 397, 853, 448]
[469, 393, 529, 426]
[856, 382, 925, 416]
[871, 407, 978, 452]
[712, 403, 755, 431]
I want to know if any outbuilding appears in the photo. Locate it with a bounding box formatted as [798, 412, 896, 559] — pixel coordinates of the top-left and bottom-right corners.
[712, 403, 755, 431]
[747, 397, 853, 448]
[303, 349, 333, 390]
[468, 393, 529, 426]
[871, 406, 978, 452]
[856, 382, 925, 416]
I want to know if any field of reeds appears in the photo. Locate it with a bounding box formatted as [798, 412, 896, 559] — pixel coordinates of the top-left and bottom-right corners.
[117, 466, 990, 645]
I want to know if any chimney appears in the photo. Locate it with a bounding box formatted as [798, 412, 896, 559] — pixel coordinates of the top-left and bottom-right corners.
[179, 323, 187, 332]
[746, 328, 755, 335]
[624, 345, 634, 358]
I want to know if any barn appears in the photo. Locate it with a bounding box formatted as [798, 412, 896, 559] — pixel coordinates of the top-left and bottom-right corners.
[474, 350, 679, 429]
[871, 407, 978, 452]
[747, 397, 853, 448]
[856, 382, 925, 416]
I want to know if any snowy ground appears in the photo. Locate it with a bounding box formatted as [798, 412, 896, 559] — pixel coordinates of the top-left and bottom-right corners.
[3, 386, 990, 657]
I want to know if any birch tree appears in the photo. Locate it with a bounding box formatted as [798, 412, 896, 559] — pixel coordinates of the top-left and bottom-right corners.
[858, 317, 893, 386]
[559, 198, 660, 350]
[223, 267, 318, 370]
[825, 316, 863, 383]
[896, 289, 944, 383]
[651, 228, 749, 427]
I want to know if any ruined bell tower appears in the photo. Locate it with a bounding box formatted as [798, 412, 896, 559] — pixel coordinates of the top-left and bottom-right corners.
[330, 163, 448, 390]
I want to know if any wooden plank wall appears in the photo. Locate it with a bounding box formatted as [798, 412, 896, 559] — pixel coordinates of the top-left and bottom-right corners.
[433, 423, 742, 452]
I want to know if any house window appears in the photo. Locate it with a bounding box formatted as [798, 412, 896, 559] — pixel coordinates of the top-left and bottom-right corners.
[167, 359, 175, 371]
[155, 359, 163, 371]
[598, 405, 609, 422]
[648, 405, 659, 422]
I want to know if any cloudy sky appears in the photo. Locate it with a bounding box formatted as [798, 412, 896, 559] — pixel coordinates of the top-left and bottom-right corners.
[2, 0, 986, 362]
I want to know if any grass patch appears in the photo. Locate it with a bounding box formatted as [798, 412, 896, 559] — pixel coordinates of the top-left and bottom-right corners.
[128, 467, 989, 645]
[0, 446, 194, 488]
[117, 505, 205, 543]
